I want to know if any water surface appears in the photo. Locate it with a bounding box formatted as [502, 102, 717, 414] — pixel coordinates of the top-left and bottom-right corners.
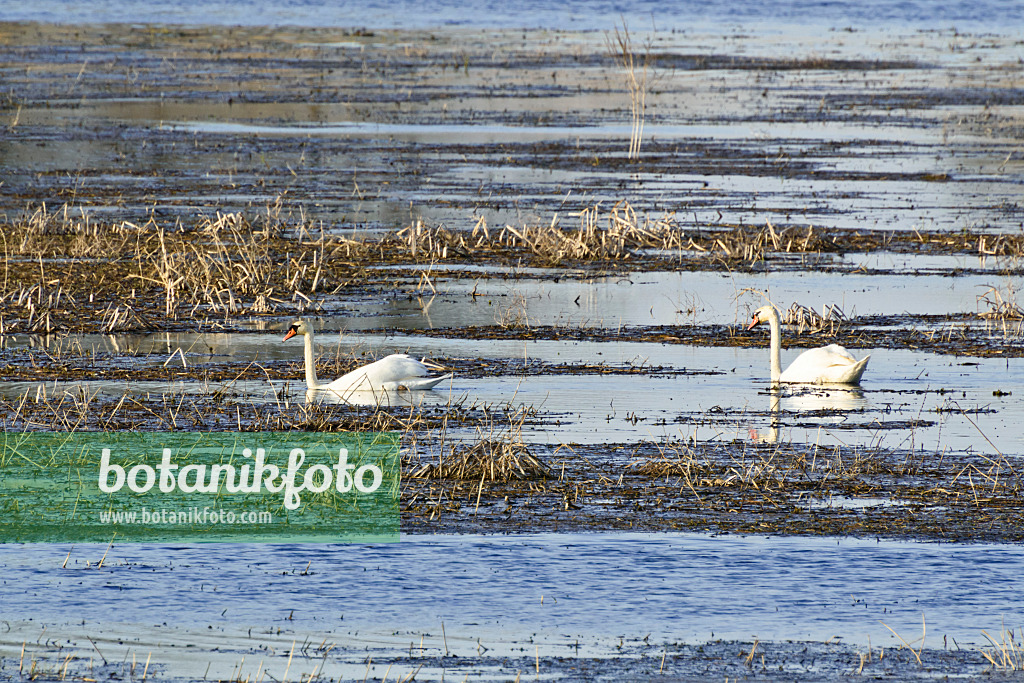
[1, 533, 1021, 680]
[6, 0, 1021, 31]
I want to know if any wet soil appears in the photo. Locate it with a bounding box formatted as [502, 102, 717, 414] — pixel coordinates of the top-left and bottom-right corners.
[412, 319, 1024, 357]
[12, 635, 1009, 683]
[402, 438, 1024, 543]
[2, 22, 1023, 233]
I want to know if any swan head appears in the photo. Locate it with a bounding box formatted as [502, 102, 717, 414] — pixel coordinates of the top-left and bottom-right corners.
[747, 305, 777, 330]
[283, 319, 310, 342]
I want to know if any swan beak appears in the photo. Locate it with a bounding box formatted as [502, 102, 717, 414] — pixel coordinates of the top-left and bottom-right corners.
[283, 328, 297, 342]
[746, 317, 759, 331]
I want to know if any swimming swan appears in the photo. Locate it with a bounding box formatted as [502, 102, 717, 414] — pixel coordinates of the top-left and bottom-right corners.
[747, 305, 869, 385]
[283, 319, 451, 394]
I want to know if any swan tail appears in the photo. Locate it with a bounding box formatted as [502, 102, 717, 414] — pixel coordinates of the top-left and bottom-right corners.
[845, 355, 870, 385]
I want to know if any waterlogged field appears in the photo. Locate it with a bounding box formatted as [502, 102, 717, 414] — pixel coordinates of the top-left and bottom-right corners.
[1, 18, 1023, 682]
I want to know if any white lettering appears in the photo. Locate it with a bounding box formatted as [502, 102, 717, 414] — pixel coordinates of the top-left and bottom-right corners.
[98, 449, 125, 493]
[127, 463, 156, 493]
[333, 448, 355, 492]
[354, 464, 383, 493]
[157, 449, 177, 492]
[97, 444, 384, 508]
[303, 464, 332, 493]
[283, 448, 307, 510]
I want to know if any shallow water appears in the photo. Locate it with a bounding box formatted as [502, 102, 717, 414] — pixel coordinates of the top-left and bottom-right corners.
[19, 112, 1021, 235]
[6, 0, 1022, 31]
[342, 268, 1022, 330]
[3, 330, 1022, 453]
[437, 345, 1024, 453]
[1, 533, 1020, 680]
[4, 22, 1023, 236]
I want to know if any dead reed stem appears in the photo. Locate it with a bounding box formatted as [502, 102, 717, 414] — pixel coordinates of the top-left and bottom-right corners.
[608, 23, 650, 161]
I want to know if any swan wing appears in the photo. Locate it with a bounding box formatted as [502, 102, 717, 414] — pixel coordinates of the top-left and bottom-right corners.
[780, 345, 870, 385]
[380, 374, 453, 391]
[324, 354, 448, 393]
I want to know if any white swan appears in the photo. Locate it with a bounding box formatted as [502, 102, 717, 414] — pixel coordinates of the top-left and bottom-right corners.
[283, 319, 451, 395]
[747, 305, 870, 385]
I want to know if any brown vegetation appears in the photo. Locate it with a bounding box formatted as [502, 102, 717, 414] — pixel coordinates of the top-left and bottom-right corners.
[2, 201, 1023, 335]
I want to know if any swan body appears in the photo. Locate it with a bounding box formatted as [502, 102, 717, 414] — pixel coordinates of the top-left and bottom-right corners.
[747, 305, 869, 385]
[283, 319, 451, 395]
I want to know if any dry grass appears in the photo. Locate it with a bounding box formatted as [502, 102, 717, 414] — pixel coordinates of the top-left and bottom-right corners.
[3, 200, 1024, 333]
[782, 302, 849, 335]
[0, 202, 340, 331]
[494, 292, 531, 330]
[980, 625, 1024, 671]
[974, 233, 1024, 257]
[976, 285, 1024, 338]
[451, 213, 1024, 265]
[0, 377, 469, 434]
[977, 285, 1024, 320]
[408, 398, 551, 483]
[456, 206, 834, 266]
[607, 23, 650, 161]
[409, 439, 552, 482]
[623, 424, 1024, 511]
[627, 440, 790, 496]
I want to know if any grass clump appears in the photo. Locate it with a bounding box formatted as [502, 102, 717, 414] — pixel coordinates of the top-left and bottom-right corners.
[782, 302, 849, 335]
[980, 625, 1024, 671]
[410, 439, 552, 481]
[977, 285, 1024, 320]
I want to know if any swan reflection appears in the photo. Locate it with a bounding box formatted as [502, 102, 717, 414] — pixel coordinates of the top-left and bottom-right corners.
[304, 386, 441, 408]
[750, 389, 782, 443]
[782, 386, 867, 412]
[751, 386, 868, 443]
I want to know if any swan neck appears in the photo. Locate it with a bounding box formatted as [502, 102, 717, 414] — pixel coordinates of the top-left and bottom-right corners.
[767, 308, 782, 384]
[303, 330, 319, 389]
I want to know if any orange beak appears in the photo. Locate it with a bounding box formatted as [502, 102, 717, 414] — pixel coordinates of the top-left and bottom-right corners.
[283, 328, 297, 342]
[746, 316, 759, 331]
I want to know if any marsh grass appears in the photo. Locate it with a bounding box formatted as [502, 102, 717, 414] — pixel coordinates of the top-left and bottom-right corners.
[0, 203, 336, 330]
[3, 201, 1024, 333]
[628, 440, 794, 497]
[409, 400, 551, 482]
[494, 292, 531, 330]
[0, 379, 464, 434]
[622, 425, 1024, 518]
[410, 439, 552, 482]
[2, 371, 1022, 538]
[976, 285, 1024, 338]
[783, 302, 848, 335]
[980, 625, 1024, 671]
[977, 285, 1023, 319]
[607, 23, 650, 161]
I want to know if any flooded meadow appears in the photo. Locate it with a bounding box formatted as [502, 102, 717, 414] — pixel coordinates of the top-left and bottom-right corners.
[1, 15, 1023, 681]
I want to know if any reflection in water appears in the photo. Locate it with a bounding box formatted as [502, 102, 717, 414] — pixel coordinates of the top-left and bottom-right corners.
[750, 389, 781, 444]
[752, 386, 868, 443]
[767, 389, 781, 443]
[1, 329, 1021, 453]
[305, 385, 452, 408]
[783, 386, 868, 412]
